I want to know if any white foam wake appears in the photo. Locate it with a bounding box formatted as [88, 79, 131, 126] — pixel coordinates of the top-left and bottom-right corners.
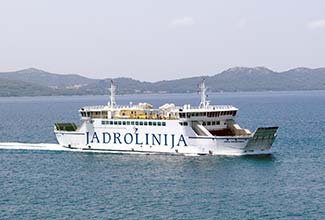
[0, 143, 201, 155]
[0, 142, 70, 151]
[0, 142, 164, 154]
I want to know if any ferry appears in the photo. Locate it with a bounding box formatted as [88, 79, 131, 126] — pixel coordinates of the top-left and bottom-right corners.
[54, 80, 278, 155]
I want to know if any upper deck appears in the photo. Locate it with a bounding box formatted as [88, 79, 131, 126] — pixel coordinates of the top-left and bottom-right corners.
[79, 80, 238, 121]
[79, 103, 237, 122]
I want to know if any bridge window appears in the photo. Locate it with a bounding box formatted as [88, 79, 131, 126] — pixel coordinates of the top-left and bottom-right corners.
[118, 121, 122, 125]
[207, 112, 215, 117]
[153, 122, 157, 126]
[122, 121, 126, 125]
[144, 121, 148, 126]
[157, 122, 161, 126]
[216, 121, 220, 125]
[140, 121, 143, 126]
[162, 122, 166, 126]
[131, 121, 135, 125]
[127, 121, 130, 125]
[203, 122, 206, 126]
[180, 122, 188, 126]
[212, 121, 216, 125]
[207, 121, 211, 126]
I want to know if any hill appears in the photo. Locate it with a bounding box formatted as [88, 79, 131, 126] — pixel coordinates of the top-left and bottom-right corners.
[0, 78, 53, 96]
[0, 67, 325, 96]
[0, 68, 96, 89]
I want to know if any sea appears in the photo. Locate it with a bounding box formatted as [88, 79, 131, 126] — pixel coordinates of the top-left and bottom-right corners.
[0, 91, 324, 219]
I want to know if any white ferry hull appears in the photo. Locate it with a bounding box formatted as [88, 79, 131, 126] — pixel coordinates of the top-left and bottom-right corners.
[55, 122, 277, 156]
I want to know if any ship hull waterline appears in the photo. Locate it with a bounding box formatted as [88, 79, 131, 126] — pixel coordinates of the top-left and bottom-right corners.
[55, 127, 277, 156]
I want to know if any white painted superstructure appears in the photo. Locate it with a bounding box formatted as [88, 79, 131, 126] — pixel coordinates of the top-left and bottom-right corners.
[54, 80, 278, 155]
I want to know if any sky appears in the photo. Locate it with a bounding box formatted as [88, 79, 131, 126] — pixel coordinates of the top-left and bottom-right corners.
[0, 0, 325, 81]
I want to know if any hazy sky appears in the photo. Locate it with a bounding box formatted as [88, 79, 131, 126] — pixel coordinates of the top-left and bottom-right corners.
[1, 0, 325, 81]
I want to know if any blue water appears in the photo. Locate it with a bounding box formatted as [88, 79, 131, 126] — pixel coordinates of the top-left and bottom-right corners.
[0, 91, 324, 219]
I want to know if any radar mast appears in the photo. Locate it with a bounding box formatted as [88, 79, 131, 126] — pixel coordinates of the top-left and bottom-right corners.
[198, 79, 209, 108]
[108, 80, 117, 108]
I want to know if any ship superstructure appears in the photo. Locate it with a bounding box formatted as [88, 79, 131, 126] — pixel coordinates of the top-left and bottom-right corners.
[54, 80, 278, 155]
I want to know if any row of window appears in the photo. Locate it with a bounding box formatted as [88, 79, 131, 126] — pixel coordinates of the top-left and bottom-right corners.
[203, 121, 221, 126]
[179, 111, 236, 118]
[102, 120, 167, 126]
[81, 111, 107, 117]
[179, 122, 188, 126]
[179, 121, 222, 126]
[81, 111, 108, 119]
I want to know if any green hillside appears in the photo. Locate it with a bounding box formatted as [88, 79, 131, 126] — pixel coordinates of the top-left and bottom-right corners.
[0, 67, 325, 97]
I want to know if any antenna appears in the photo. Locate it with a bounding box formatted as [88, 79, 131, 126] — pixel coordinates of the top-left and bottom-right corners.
[198, 79, 209, 108]
[108, 80, 117, 107]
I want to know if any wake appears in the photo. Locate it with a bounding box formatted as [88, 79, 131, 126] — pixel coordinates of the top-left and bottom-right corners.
[0, 142, 70, 152]
[0, 142, 112, 153]
[0, 142, 165, 155]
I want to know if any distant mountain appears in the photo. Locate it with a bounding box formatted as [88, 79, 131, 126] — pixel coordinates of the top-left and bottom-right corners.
[0, 77, 53, 97]
[0, 68, 96, 89]
[0, 67, 325, 97]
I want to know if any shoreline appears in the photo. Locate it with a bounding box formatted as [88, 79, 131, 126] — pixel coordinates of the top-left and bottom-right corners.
[0, 89, 325, 100]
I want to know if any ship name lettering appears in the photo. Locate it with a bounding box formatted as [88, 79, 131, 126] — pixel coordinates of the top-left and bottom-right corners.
[86, 132, 187, 148]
